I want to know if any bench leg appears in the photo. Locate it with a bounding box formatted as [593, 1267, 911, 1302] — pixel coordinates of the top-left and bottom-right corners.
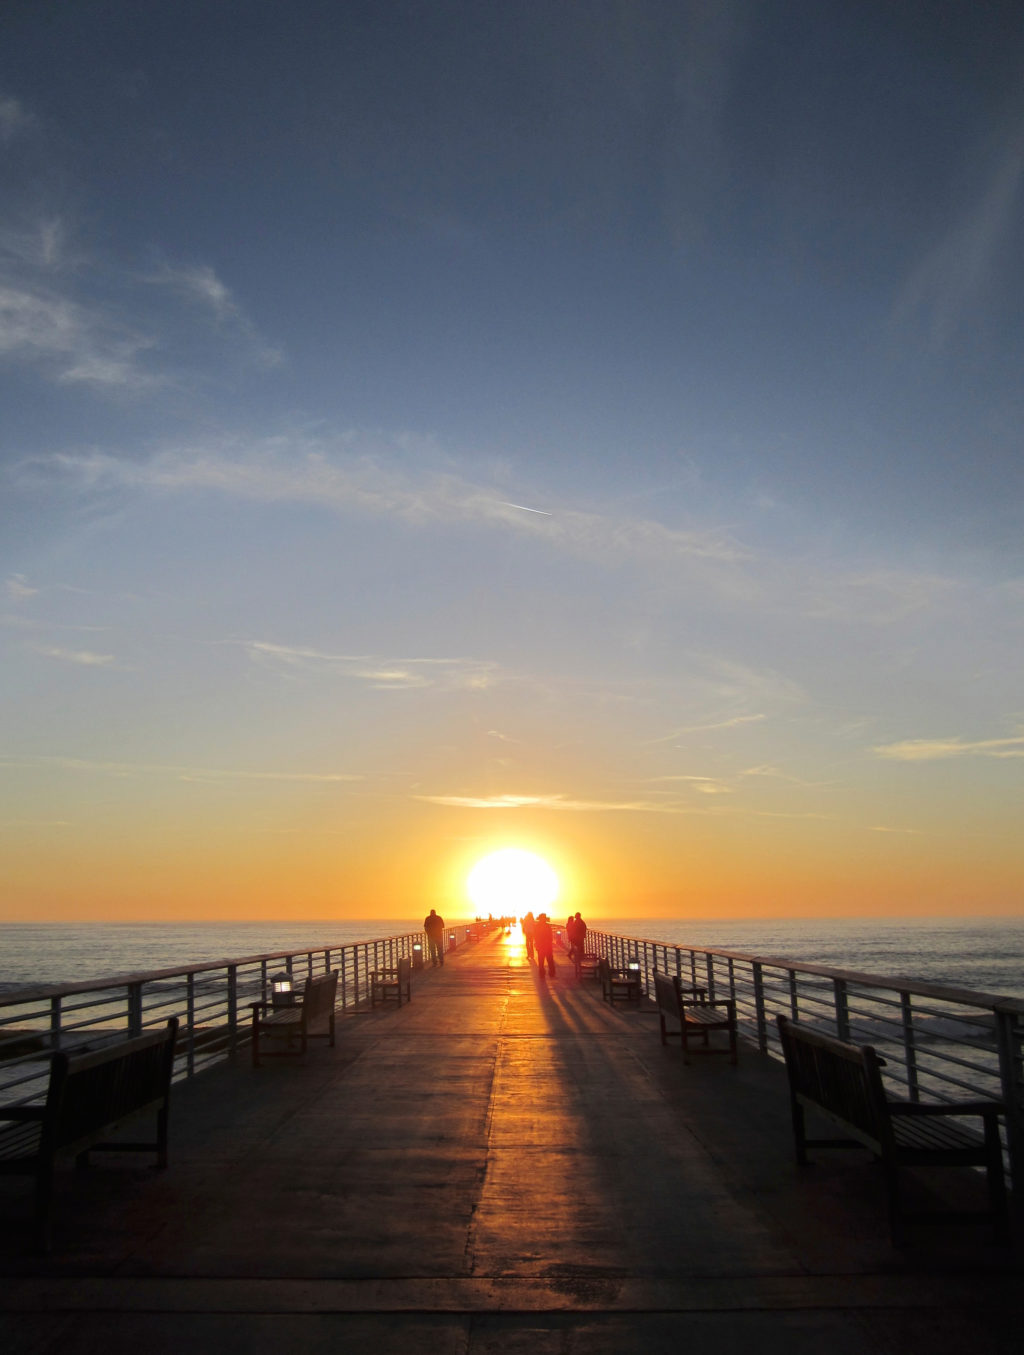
[157, 1103, 170, 1169]
[789, 1097, 808, 1165]
[984, 1115, 1011, 1245]
[882, 1159, 904, 1247]
[34, 1165, 55, 1255]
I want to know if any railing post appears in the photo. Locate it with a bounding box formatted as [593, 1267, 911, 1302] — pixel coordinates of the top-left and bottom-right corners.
[705, 952, 715, 1002]
[901, 991, 920, 1102]
[788, 970, 799, 1020]
[833, 978, 850, 1042]
[127, 982, 143, 1037]
[752, 961, 768, 1053]
[50, 994, 62, 1052]
[186, 972, 196, 1077]
[994, 1004, 1024, 1232]
[227, 965, 238, 1057]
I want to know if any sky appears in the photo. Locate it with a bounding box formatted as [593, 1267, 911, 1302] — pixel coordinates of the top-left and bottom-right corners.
[2, 1, 1023, 923]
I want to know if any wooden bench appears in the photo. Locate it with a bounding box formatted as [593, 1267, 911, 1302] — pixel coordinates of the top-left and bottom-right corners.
[776, 1015, 1010, 1245]
[0, 1017, 178, 1252]
[370, 955, 412, 1008]
[653, 969, 737, 1064]
[597, 957, 642, 1005]
[575, 951, 600, 981]
[250, 970, 338, 1066]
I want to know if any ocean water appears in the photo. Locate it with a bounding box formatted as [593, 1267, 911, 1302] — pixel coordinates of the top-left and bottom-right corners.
[1, 915, 1022, 1000]
[0, 920, 424, 992]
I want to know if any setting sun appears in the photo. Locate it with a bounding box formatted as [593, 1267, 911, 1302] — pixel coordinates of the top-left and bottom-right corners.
[467, 849, 560, 916]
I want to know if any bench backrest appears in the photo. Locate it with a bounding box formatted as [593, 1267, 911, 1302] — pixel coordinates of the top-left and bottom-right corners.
[300, 971, 339, 1019]
[652, 969, 681, 1017]
[776, 1015, 891, 1151]
[46, 1018, 178, 1153]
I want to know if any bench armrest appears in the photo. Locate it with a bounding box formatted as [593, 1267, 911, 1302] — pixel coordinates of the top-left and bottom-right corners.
[680, 995, 732, 1012]
[888, 1099, 1005, 1120]
[0, 1105, 46, 1122]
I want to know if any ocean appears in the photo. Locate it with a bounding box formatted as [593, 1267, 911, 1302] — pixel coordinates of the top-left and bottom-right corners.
[1, 916, 1023, 999]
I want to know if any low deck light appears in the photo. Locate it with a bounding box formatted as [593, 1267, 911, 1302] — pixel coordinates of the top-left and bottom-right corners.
[271, 974, 296, 1007]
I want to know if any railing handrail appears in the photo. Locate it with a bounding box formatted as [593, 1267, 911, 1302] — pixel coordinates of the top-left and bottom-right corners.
[590, 931, 1024, 1013]
[0, 933, 427, 1006]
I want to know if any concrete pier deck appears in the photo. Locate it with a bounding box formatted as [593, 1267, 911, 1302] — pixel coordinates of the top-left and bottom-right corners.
[1, 930, 1019, 1353]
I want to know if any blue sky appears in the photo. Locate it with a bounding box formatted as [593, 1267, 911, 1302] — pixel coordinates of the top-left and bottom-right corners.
[2, 2, 1023, 920]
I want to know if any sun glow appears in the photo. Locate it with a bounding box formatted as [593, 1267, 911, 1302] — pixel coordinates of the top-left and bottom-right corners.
[467, 848, 560, 916]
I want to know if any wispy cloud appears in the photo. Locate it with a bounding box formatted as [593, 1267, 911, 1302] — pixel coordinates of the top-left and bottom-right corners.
[873, 734, 1024, 761]
[6, 574, 38, 601]
[32, 645, 116, 667]
[0, 94, 35, 143]
[648, 713, 767, 743]
[148, 261, 237, 319]
[11, 442, 750, 568]
[0, 753, 361, 783]
[415, 791, 729, 814]
[0, 282, 159, 389]
[894, 115, 1024, 347]
[244, 641, 499, 691]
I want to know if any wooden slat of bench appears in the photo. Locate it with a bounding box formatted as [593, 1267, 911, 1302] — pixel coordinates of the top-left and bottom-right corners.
[682, 1006, 731, 1028]
[0, 1118, 44, 1163]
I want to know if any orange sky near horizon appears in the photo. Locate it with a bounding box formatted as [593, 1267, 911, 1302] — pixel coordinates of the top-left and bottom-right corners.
[3, 786, 1021, 924]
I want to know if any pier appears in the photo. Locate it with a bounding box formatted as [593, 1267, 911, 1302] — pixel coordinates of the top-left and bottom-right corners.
[0, 928, 1019, 1352]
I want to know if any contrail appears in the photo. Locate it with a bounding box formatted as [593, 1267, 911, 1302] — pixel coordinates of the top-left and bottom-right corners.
[499, 501, 553, 516]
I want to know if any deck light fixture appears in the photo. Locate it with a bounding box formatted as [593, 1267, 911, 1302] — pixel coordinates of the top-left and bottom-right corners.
[271, 974, 296, 1007]
[412, 942, 424, 971]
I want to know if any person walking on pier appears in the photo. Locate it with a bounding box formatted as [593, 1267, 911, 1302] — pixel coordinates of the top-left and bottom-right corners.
[522, 910, 536, 961]
[424, 908, 445, 967]
[534, 912, 556, 978]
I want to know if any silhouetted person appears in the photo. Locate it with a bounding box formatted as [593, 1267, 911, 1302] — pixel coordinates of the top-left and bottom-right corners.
[424, 908, 445, 967]
[522, 911, 536, 961]
[567, 911, 587, 971]
[534, 912, 556, 978]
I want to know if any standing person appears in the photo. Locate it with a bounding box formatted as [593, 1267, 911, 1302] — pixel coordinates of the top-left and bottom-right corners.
[423, 908, 445, 967]
[568, 911, 588, 974]
[522, 911, 536, 961]
[534, 912, 556, 979]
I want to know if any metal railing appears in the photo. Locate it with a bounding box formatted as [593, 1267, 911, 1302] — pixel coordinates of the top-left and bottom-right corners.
[591, 929, 1024, 1195]
[0, 926, 474, 1106]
